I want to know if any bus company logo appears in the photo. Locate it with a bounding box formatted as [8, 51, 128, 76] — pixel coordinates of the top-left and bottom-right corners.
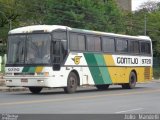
[72, 56, 82, 65]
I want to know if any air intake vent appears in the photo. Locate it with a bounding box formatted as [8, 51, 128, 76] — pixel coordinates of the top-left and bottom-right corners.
[144, 67, 150, 80]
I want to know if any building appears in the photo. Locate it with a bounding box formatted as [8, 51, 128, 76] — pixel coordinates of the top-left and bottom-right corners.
[116, 0, 132, 11]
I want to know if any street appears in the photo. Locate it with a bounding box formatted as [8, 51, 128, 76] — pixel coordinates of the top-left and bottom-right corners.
[0, 82, 160, 114]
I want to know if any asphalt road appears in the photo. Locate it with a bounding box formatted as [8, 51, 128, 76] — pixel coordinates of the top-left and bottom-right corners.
[0, 82, 160, 114]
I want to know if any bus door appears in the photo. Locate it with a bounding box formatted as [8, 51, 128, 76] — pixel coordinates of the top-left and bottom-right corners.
[52, 30, 67, 70]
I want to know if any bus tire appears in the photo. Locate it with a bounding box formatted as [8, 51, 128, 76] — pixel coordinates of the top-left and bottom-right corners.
[29, 87, 42, 94]
[122, 72, 136, 89]
[64, 72, 78, 93]
[96, 84, 110, 90]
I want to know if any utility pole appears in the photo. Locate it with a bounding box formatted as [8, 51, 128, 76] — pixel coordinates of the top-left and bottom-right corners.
[144, 14, 147, 36]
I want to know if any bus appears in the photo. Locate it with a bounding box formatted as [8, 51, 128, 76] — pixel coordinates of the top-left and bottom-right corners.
[4, 25, 152, 94]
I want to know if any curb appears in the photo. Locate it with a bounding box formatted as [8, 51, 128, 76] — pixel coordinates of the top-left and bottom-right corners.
[152, 80, 160, 83]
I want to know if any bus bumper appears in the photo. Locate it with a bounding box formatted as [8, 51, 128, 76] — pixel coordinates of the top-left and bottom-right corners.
[4, 76, 66, 88]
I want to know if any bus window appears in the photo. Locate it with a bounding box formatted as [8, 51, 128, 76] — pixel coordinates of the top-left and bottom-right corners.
[116, 39, 128, 53]
[87, 36, 101, 52]
[78, 35, 85, 51]
[129, 40, 139, 54]
[7, 35, 25, 64]
[140, 42, 151, 54]
[70, 33, 85, 51]
[53, 31, 67, 41]
[102, 37, 115, 52]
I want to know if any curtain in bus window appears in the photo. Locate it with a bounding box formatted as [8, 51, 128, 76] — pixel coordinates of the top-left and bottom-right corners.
[78, 35, 85, 51]
[70, 33, 85, 51]
[102, 37, 115, 52]
[70, 33, 78, 51]
[129, 41, 139, 54]
[7, 35, 25, 64]
[116, 39, 128, 52]
[145, 43, 151, 54]
[134, 41, 139, 53]
[95, 37, 101, 51]
[141, 42, 151, 54]
[87, 36, 101, 51]
[87, 36, 95, 51]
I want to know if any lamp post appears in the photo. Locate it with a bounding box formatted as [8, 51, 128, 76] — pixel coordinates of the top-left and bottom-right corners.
[0, 11, 12, 30]
[144, 14, 147, 36]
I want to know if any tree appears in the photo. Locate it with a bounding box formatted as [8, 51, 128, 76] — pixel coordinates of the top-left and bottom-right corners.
[44, 0, 125, 33]
[125, 1, 160, 57]
[139, 1, 158, 12]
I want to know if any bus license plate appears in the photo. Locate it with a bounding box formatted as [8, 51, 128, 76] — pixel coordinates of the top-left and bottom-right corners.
[21, 79, 28, 83]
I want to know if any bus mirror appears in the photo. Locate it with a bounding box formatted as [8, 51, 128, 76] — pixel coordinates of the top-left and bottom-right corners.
[53, 64, 60, 71]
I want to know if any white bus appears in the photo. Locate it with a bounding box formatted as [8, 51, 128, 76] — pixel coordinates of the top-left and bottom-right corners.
[5, 25, 152, 94]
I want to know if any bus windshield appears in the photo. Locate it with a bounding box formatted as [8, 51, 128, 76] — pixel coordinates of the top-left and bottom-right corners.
[7, 34, 51, 64]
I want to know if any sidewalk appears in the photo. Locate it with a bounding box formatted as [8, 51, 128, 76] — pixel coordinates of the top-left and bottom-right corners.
[152, 79, 160, 83]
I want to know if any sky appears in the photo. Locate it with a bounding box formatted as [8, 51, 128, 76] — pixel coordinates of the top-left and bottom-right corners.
[132, 0, 160, 11]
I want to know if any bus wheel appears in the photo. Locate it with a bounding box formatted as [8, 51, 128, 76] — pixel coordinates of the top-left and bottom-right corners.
[122, 72, 136, 89]
[29, 87, 42, 94]
[96, 85, 110, 90]
[64, 72, 78, 93]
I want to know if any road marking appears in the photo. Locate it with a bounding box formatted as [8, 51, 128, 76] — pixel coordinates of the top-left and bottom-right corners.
[115, 108, 144, 113]
[0, 89, 160, 106]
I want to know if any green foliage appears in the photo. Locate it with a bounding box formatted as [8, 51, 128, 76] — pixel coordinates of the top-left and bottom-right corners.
[153, 57, 160, 79]
[1, 0, 160, 58]
[45, 0, 125, 33]
[0, 45, 6, 55]
[125, 2, 160, 57]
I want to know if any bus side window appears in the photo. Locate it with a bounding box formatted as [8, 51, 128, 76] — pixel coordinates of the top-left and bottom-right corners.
[53, 31, 67, 41]
[140, 42, 151, 55]
[102, 37, 115, 53]
[128, 40, 139, 54]
[87, 35, 101, 52]
[116, 39, 128, 53]
[70, 33, 85, 51]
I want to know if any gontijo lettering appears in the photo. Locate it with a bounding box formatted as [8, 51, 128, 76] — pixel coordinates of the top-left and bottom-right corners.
[117, 57, 138, 64]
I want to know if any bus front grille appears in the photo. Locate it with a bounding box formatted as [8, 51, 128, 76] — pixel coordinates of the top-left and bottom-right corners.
[14, 73, 35, 76]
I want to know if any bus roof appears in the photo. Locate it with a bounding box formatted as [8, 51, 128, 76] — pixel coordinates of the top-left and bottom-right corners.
[9, 25, 71, 34]
[71, 28, 151, 41]
[9, 25, 151, 41]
